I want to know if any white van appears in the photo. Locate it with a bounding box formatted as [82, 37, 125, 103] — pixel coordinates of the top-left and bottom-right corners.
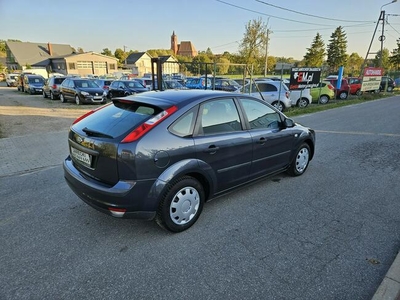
[6, 73, 19, 87]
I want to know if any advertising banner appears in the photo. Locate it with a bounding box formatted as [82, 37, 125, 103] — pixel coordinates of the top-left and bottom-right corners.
[361, 67, 383, 92]
[289, 68, 321, 90]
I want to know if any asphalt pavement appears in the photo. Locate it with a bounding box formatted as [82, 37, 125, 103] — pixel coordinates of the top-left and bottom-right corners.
[0, 107, 399, 299]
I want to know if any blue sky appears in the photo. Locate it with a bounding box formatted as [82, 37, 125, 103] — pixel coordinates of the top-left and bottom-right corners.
[1, 0, 399, 60]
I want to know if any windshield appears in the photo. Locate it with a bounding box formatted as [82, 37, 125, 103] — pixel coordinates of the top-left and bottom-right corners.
[28, 77, 44, 84]
[74, 80, 100, 88]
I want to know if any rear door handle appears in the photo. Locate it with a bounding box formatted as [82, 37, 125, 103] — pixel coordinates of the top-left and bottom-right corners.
[203, 145, 220, 154]
[256, 137, 266, 145]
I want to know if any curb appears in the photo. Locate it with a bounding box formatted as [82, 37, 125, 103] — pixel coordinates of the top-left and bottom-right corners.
[372, 251, 400, 300]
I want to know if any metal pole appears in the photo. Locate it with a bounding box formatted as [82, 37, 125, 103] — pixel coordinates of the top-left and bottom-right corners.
[362, 12, 382, 71]
[380, 10, 386, 67]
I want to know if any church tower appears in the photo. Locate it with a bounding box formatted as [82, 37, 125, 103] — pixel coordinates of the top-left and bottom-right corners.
[171, 31, 178, 55]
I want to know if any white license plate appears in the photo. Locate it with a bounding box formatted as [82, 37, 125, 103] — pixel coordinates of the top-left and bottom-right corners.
[71, 147, 92, 167]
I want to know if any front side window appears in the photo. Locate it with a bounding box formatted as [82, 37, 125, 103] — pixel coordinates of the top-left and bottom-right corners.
[199, 98, 241, 135]
[239, 98, 281, 130]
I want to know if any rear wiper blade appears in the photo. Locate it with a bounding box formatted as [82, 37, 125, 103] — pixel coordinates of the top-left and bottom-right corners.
[82, 127, 113, 139]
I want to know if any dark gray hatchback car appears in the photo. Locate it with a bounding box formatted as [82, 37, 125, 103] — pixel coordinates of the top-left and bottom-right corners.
[64, 90, 315, 232]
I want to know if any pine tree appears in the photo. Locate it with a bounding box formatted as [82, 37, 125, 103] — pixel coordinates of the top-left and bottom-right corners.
[303, 33, 325, 67]
[326, 26, 347, 73]
[390, 39, 400, 71]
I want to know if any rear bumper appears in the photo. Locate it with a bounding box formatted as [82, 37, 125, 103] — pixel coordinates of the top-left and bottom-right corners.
[63, 156, 157, 220]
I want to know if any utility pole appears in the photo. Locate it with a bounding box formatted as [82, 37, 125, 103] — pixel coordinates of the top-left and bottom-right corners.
[264, 28, 270, 77]
[124, 45, 127, 66]
[264, 17, 270, 77]
[379, 11, 386, 67]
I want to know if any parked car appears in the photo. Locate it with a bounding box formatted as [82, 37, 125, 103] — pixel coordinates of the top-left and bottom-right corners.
[93, 79, 114, 92]
[6, 73, 19, 87]
[59, 78, 107, 105]
[347, 77, 362, 95]
[324, 78, 350, 99]
[241, 80, 291, 111]
[185, 77, 212, 89]
[63, 90, 315, 232]
[254, 78, 311, 108]
[164, 79, 188, 90]
[132, 78, 156, 90]
[214, 78, 241, 92]
[108, 80, 149, 98]
[310, 81, 335, 104]
[23, 74, 46, 95]
[288, 88, 312, 108]
[379, 76, 395, 92]
[42, 76, 66, 100]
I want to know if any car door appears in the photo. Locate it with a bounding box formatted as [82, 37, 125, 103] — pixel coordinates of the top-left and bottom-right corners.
[194, 97, 253, 193]
[238, 97, 296, 178]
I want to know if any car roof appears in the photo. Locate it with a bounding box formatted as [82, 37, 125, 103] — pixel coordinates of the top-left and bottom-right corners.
[119, 90, 240, 109]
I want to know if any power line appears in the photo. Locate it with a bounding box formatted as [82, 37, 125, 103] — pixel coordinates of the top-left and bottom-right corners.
[216, 0, 336, 27]
[387, 22, 400, 36]
[255, 0, 374, 23]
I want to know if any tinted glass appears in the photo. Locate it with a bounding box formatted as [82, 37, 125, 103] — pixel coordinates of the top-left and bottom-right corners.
[200, 98, 241, 135]
[73, 102, 161, 138]
[74, 80, 99, 88]
[240, 98, 281, 130]
[169, 107, 197, 137]
[54, 78, 66, 84]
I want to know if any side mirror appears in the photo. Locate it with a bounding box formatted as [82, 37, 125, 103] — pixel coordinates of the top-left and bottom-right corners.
[284, 118, 295, 128]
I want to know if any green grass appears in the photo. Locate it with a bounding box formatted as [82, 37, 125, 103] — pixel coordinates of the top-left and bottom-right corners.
[285, 92, 396, 118]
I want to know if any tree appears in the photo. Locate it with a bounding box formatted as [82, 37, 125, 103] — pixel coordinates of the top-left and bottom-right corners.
[114, 48, 128, 66]
[326, 26, 347, 73]
[373, 48, 392, 71]
[390, 39, 400, 71]
[303, 33, 325, 67]
[239, 18, 268, 68]
[101, 48, 113, 57]
[346, 52, 363, 76]
[216, 57, 230, 75]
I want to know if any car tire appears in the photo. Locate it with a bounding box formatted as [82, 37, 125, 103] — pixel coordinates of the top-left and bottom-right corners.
[319, 95, 329, 104]
[287, 143, 311, 176]
[155, 176, 205, 233]
[50, 91, 55, 100]
[60, 94, 66, 103]
[356, 89, 362, 96]
[387, 86, 394, 92]
[272, 101, 284, 112]
[108, 92, 113, 99]
[29, 89, 34, 95]
[75, 95, 81, 105]
[43, 90, 47, 98]
[297, 98, 309, 108]
[338, 91, 348, 100]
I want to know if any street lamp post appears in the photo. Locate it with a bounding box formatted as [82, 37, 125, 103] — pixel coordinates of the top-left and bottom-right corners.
[362, 0, 397, 70]
[380, 0, 397, 67]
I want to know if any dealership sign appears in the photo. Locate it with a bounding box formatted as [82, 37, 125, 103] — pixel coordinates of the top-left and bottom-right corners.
[289, 68, 321, 90]
[361, 67, 383, 91]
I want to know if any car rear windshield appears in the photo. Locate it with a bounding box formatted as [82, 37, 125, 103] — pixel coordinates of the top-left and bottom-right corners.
[73, 101, 162, 139]
[54, 78, 66, 84]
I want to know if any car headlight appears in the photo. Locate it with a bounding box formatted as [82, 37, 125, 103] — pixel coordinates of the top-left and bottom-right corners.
[80, 91, 89, 96]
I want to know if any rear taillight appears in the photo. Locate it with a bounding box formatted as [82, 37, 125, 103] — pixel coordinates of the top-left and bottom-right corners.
[327, 84, 334, 90]
[285, 91, 290, 98]
[103, 85, 109, 90]
[52, 84, 57, 89]
[72, 103, 111, 124]
[121, 106, 178, 143]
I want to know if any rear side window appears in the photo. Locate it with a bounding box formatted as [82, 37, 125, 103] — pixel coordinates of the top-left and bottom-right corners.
[73, 102, 161, 139]
[258, 83, 277, 92]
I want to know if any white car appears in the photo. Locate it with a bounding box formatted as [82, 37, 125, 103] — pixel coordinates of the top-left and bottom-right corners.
[6, 73, 19, 87]
[289, 88, 312, 108]
[241, 80, 291, 112]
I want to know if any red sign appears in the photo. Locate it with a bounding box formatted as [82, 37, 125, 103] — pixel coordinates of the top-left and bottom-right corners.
[363, 67, 383, 76]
